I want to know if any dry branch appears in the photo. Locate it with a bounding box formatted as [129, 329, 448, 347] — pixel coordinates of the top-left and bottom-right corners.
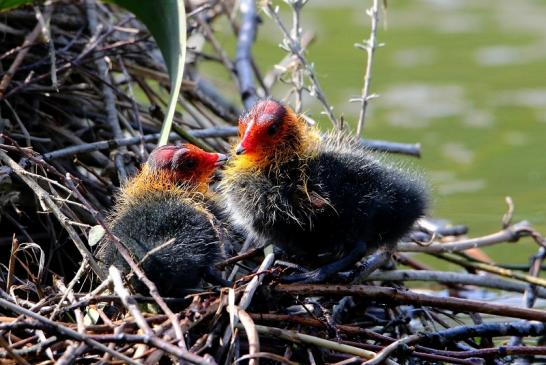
[275, 284, 546, 321]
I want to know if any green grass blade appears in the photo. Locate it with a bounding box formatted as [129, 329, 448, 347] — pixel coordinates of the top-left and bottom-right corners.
[0, 0, 33, 11]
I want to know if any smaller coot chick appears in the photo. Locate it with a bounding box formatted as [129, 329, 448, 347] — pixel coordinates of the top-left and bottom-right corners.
[96, 144, 229, 296]
[220, 99, 428, 283]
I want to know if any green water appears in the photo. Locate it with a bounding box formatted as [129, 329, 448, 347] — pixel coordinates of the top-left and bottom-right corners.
[203, 0, 546, 264]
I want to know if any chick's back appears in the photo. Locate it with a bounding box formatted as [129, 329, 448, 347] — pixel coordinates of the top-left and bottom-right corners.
[96, 192, 225, 296]
[224, 131, 427, 262]
[310, 135, 428, 252]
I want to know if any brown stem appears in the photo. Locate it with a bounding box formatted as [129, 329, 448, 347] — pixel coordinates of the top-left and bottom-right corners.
[275, 284, 546, 322]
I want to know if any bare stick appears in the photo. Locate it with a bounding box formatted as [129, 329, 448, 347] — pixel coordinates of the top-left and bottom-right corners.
[4, 99, 31, 147]
[0, 334, 31, 365]
[398, 221, 540, 253]
[365, 269, 546, 297]
[35, 128, 420, 163]
[243, 324, 397, 365]
[37, 127, 238, 161]
[0, 6, 52, 98]
[264, 1, 337, 127]
[85, 0, 127, 181]
[0, 297, 141, 365]
[363, 334, 420, 365]
[275, 284, 546, 321]
[235, 0, 259, 109]
[289, 0, 305, 113]
[263, 31, 315, 90]
[436, 253, 546, 288]
[228, 306, 260, 365]
[239, 253, 275, 310]
[222, 253, 275, 349]
[49, 259, 89, 321]
[6, 235, 19, 291]
[421, 320, 546, 348]
[355, 0, 381, 136]
[0, 151, 106, 280]
[362, 138, 420, 157]
[108, 267, 208, 364]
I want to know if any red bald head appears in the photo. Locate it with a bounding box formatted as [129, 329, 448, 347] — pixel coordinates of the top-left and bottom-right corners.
[147, 144, 227, 185]
[235, 99, 304, 165]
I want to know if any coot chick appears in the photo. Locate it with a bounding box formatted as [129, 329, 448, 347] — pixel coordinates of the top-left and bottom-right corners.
[96, 144, 229, 296]
[220, 100, 428, 283]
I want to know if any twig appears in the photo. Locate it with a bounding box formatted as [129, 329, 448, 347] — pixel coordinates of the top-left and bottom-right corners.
[398, 221, 538, 253]
[0, 334, 31, 365]
[118, 56, 145, 158]
[420, 320, 546, 348]
[235, 352, 297, 365]
[427, 344, 546, 359]
[189, 74, 242, 123]
[0, 6, 52, 98]
[263, 31, 315, 90]
[244, 324, 397, 365]
[239, 253, 275, 310]
[49, 259, 89, 321]
[229, 306, 260, 365]
[34, 129, 420, 162]
[436, 253, 546, 288]
[0, 336, 57, 358]
[288, 0, 305, 113]
[0, 297, 141, 365]
[4, 99, 30, 147]
[362, 138, 420, 157]
[85, 0, 128, 181]
[222, 253, 275, 354]
[109, 266, 213, 365]
[355, 0, 381, 136]
[275, 284, 546, 321]
[193, 10, 236, 76]
[6, 234, 19, 291]
[227, 237, 256, 281]
[365, 269, 546, 297]
[264, 1, 337, 127]
[363, 334, 420, 365]
[56, 343, 88, 365]
[37, 127, 238, 161]
[0, 150, 106, 280]
[235, 0, 259, 109]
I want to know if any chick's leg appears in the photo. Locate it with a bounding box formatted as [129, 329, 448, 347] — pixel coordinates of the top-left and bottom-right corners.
[280, 240, 368, 283]
[203, 267, 232, 287]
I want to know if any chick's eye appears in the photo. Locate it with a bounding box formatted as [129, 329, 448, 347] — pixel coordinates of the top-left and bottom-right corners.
[182, 158, 196, 170]
[267, 123, 279, 136]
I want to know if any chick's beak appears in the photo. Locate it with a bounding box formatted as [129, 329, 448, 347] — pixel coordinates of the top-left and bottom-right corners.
[235, 144, 246, 155]
[214, 153, 229, 167]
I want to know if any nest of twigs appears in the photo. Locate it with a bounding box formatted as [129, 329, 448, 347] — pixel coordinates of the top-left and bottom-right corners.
[1, 1, 546, 364]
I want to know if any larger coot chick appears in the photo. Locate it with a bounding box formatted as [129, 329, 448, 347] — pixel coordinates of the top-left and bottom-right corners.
[220, 100, 428, 283]
[96, 144, 229, 296]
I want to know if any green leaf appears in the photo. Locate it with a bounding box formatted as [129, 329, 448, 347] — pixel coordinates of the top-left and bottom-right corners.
[0, 0, 33, 12]
[110, 0, 187, 147]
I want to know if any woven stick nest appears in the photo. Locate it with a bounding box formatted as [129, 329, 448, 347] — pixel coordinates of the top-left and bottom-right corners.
[1, 1, 546, 364]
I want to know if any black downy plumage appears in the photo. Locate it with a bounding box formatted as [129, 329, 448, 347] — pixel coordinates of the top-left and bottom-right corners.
[221, 99, 428, 283]
[96, 144, 229, 296]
